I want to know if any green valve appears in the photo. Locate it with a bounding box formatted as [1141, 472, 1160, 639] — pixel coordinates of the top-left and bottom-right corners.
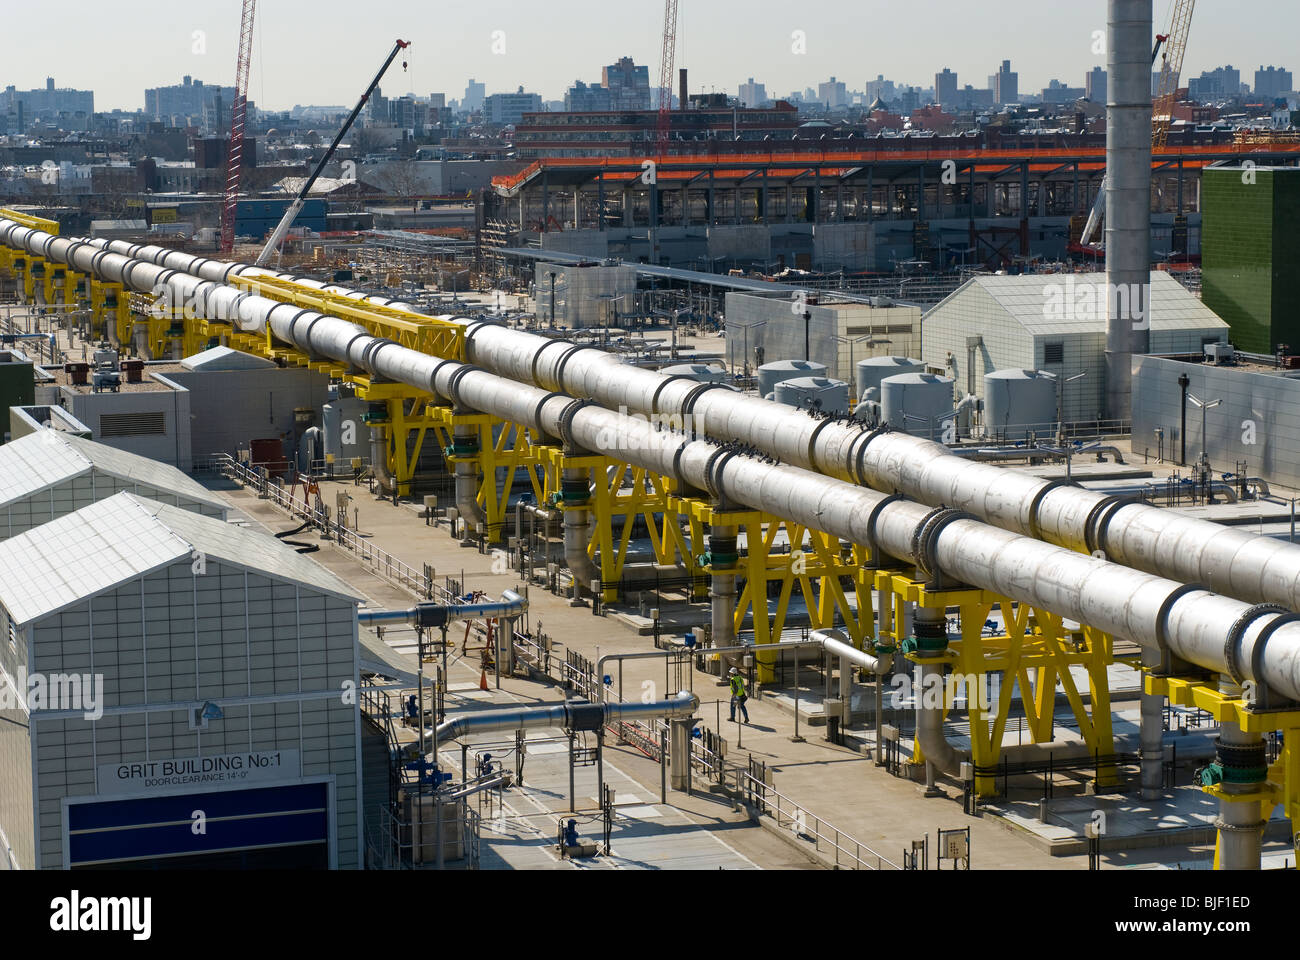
[1198, 763, 1224, 787]
[900, 637, 918, 656]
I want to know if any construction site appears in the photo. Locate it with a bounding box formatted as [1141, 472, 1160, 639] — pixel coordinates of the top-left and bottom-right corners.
[1, 0, 1300, 890]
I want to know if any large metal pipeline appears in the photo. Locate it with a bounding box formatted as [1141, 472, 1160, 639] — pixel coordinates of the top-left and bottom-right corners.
[11, 220, 1300, 708]
[69, 233, 1300, 616]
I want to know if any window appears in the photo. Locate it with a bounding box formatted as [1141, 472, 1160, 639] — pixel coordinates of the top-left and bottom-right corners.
[1043, 342, 1064, 364]
[98, 412, 166, 437]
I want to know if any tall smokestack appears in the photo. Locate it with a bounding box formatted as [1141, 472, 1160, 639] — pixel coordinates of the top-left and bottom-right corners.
[1104, 0, 1153, 420]
[679, 68, 688, 111]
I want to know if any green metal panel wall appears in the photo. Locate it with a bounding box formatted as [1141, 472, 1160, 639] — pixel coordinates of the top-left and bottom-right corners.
[1202, 168, 1300, 355]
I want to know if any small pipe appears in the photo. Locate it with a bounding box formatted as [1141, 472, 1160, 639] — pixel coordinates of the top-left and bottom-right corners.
[358, 589, 527, 627]
[433, 690, 699, 743]
[369, 425, 396, 495]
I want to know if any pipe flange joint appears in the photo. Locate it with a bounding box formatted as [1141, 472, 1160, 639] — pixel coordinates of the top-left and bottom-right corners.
[1026, 477, 1079, 542]
[1083, 494, 1139, 558]
[650, 375, 695, 415]
[424, 358, 460, 398]
[1225, 604, 1290, 688]
[680, 382, 727, 432]
[708, 534, 739, 572]
[527, 391, 567, 436]
[862, 493, 902, 568]
[911, 616, 950, 655]
[360, 337, 398, 373]
[445, 364, 483, 408]
[556, 398, 595, 452]
[1213, 738, 1268, 784]
[560, 476, 590, 506]
[530, 338, 575, 391]
[850, 424, 891, 487]
[702, 447, 738, 501]
[1249, 613, 1300, 707]
[911, 507, 973, 583]
[1153, 582, 1207, 668]
[565, 702, 605, 733]
[805, 417, 840, 472]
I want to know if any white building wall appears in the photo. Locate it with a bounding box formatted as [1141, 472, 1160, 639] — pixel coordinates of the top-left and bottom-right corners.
[24, 561, 360, 870]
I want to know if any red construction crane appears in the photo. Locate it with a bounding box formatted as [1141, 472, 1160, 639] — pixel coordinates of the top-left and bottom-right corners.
[654, 0, 679, 153]
[219, 0, 257, 255]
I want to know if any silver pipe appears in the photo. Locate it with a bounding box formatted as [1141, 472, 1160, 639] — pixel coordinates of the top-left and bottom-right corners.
[1140, 646, 1165, 800]
[1105, 0, 1153, 420]
[710, 523, 738, 649]
[562, 466, 599, 597]
[1216, 709, 1265, 871]
[433, 690, 698, 743]
[368, 426, 397, 494]
[453, 419, 486, 530]
[11, 220, 1300, 706]
[71, 229, 1300, 614]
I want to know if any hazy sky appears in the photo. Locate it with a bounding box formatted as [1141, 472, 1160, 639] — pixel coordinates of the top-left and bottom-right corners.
[5, 1, 1297, 112]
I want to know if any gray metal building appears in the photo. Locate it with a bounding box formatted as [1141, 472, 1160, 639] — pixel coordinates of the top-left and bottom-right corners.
[1132, 354, 1300, 487]
[724, 291, 921, 379]
[0, 492, 363, 870]
[0, 431, 227, 541]
[922, 271, 1229, 422]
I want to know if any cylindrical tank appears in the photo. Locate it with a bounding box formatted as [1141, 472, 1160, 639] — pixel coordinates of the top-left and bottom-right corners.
[756, 359, 827, 397]
[660, 362, 729, 384]
[323, 396, 368, 470]
[983, 369, 1058, 441]
[774, 376, 850, 415]
[880, 373, 955, 439]
[856, 356, 924, 402]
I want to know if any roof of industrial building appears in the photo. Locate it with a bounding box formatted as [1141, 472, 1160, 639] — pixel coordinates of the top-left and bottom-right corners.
[180, 346, 277, 371]
[0, 492, 361, 627]
[925, 270, 1229, 337]
[0, 432, 227, 514]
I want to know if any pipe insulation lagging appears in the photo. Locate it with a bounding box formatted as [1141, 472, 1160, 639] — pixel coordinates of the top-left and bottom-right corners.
[72, 229, 1300, 614]
[12, 220, 1300, 705]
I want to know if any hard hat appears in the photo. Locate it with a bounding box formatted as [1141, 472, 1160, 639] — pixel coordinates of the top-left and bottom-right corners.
[729, 667, 739, 675]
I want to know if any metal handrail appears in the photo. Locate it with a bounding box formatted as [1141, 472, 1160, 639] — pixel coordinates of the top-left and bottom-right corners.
[726, 765, 901, 871]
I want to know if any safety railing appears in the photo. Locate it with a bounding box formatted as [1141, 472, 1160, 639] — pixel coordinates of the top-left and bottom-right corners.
[724, 762, 902, 871]
[199, 453, 441, 600]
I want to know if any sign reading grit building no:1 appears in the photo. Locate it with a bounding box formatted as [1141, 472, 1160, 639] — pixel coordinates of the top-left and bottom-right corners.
[96, 750, 301, 796]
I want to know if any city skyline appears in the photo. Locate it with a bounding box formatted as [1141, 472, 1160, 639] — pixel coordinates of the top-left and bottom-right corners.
[1, 0, 1296, 114]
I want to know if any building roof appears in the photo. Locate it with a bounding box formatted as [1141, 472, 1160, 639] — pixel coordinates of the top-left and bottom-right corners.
[180, 345, 277, 371]
[0, 432, 226, 513]
[927, 271, 1229, 337]
[0, 493, 361, 627]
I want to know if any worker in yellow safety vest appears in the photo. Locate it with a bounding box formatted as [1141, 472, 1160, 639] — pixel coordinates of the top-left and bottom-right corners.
[728, 667, 750, 724]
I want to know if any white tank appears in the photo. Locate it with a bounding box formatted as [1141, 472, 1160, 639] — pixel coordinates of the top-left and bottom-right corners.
[774, 376, 850, 415]
[983, 369, 1057, 441]
[756, 359, 828, 397]
[323, 396, 368, 467]
[856, 356, 924, 402]
[881, 373, 955, 439]
[660, 362, 729, 384]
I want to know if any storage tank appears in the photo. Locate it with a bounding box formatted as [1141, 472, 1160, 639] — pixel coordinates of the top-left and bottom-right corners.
[323, 396, 368, 471]
[660, 362, 729, 384]
[774, 376, 850, 415]
[983, 369, 1057, 441]
[880, 373, 955, 439]
[856, 356, 924, 402]
[756, 359, 828, 397]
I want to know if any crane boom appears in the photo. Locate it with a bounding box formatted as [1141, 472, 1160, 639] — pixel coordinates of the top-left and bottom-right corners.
[655, 0, 679, 151]
[255, 39, 411, 266]
[219, 0, 257, 255]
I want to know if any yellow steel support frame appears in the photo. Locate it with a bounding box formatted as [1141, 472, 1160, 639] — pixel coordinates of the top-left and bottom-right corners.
[537, 448, 693, 603]
[670, 499, 876, 683]
[889, 572, 1121, 797]
[1146, 675, 1300, 870]
[443, 411, 547, 532]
